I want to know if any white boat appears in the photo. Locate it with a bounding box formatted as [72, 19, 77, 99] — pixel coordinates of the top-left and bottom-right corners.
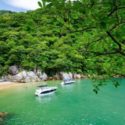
[61, 78, 75, 85]
[35, 86, 57, 96]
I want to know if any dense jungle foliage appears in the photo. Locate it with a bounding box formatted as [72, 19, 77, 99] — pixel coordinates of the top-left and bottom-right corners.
[0, 0, 125, 80]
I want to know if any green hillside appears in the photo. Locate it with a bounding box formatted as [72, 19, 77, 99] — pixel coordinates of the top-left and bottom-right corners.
[0, 0, 125, 78]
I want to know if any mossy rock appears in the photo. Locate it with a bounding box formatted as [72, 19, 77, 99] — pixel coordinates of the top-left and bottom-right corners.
[0, 112, 8, 118]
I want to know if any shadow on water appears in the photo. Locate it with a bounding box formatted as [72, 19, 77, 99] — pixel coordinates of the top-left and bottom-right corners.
[35, 93, 56, 104]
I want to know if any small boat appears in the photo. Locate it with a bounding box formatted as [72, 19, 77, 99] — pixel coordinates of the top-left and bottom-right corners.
[61, 78, 75, 85]
[35, 86, 57, 96]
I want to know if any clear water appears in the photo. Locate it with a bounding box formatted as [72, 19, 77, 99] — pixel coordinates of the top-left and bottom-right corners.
[0, 79, 125, 125]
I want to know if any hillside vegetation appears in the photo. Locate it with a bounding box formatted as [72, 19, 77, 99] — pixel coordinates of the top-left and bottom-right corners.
[0, 0, 125, 79]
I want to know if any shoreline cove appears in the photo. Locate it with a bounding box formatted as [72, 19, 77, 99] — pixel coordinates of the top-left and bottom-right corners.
[0, 81, 39, 90]
[0, 79, 125, 125]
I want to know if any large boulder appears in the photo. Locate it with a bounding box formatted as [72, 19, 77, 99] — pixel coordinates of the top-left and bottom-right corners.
[9, 70, 27, 82]
[60, 72, 84, 80]
[0, 112, 8, 118]
[39, 73, 48, 81]
[8, 70, 40, 83]
[53, 73, 62, 80]
[73, 74, 81, 79]
[26, 71, 40, 82]
[9, 66, 18, 75]
[0, 112, 8, 123]
[60, 72, 73, 80]
[35, 70, 48, 81]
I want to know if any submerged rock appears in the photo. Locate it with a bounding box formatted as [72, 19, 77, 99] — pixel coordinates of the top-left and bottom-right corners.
[0, 117, 3, 122]
[0, 112, 8, 124]
[0, 112, 8, 118]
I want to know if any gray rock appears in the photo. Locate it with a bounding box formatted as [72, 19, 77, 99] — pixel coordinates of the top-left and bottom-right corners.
[9, 65, 18, 75]
[11, 70, 26, 82]
[26, 71, 40, 82]
[39, 72, 48, 81]
[27, 71, 36, 78]
[24, 76, 31, 83]
[60, 72, 73, 80]
[8, 70, 40, 83]
[35, 69, 42, 77]
[35, 70, 48, 80]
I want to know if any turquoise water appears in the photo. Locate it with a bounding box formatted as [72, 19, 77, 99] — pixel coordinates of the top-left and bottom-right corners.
[0, 79, 125, 125]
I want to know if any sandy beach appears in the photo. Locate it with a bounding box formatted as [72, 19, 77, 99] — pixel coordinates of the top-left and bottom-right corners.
[0, 81, 44, 90]
[0, 82, 26, 90]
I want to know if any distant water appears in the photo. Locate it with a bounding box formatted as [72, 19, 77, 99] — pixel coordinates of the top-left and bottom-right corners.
[0, 79, 125, 125]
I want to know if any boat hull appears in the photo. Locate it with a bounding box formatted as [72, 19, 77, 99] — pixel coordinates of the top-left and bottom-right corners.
[35, 91, 56, 97]
[35, 87, 57, 97]
[61, 80, 75, 85]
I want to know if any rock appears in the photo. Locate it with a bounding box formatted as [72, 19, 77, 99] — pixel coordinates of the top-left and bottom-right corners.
[0, 112, 8, 123]
[0, 112, 8, 118]
[53, 73, 61, 80]
[81, 74, 87, 78]
[47, 77, 54, 80]
[60, 72, 85, 80]
[26, 71, 40, 82]
[8, 71, 26, 82]
[35, 70, 48, 81]
[7, 68, 83, 82]
[73, 74, 81, 79]
[0, 76, 6, 82]
[39, 72, 48, 81]
[8, 70, 40, 83]
[0, 117, 3, 122]
[60, 72, 73, 80]
[9, 65, 18, 75]
[23, 76, 31, 83]
[27, 71, 36, 78]
[35, 69, 42, 77]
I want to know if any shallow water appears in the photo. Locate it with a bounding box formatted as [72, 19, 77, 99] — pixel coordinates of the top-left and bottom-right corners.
[0, 79, 125, 125]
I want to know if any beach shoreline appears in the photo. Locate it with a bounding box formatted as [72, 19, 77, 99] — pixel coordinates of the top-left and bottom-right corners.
[0, 82, 26, 90]
[0, 81, 33, 91]
[0, 81, 48, 90]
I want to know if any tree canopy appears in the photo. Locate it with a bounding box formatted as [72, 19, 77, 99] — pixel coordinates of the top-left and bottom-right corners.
[0, 0, 125, 82]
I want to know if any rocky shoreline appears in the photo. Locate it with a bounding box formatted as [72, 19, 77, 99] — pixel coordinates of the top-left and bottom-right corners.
[0, 112, 8, 123]
[0, 66, 86, 83]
